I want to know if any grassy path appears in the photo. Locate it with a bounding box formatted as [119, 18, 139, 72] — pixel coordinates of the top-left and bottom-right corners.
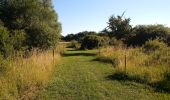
[38, 49, 170, 100]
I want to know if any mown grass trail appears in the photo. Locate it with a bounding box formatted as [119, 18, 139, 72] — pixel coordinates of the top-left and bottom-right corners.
[38, 48, 170, 100]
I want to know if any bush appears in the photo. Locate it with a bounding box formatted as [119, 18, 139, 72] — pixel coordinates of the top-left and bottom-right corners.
[143, 39, 167, 53]
[81, 35, 108, 50]
[69, 40, 81, 49]
[127, 25, 169, 46]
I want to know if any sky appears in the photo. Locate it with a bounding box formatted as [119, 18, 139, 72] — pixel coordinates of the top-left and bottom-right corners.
[53, 0, 170, 36]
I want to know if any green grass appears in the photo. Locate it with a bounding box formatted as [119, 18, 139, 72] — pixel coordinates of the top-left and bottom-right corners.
[38, 48, 170, 100]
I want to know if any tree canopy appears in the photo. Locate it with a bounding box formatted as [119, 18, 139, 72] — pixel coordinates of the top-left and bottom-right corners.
[0, 0, 61, 56]
[104, 14, 132, 43]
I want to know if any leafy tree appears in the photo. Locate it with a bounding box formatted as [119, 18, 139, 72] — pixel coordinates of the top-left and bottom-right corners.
[127, 25, 169, 46]
[26, 23, 59, 49]
[105, 14, 132, 43]
[63, 31, 97, 42]
[0, 0, 61, 50]
[11, 30, 27, 51]
[63, 34, 76, 42]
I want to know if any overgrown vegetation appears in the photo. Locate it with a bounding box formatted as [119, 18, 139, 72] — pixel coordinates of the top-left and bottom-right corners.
[61, 13, 170, 93]
[0, 0, 62, 99]
[0, 48, 62, 99]
[38, 48, 170, 99]
[0, 0, 61, 57]
[0, 0, 170, 98]
[62, 14, 170, 49]
[96, 39, 170, 92]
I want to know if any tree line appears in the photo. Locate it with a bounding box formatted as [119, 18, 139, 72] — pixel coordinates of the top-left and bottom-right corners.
[62, 14, 170, 49]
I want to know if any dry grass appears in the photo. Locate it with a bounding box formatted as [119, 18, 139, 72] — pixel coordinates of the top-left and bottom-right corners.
[0, 48, 62, 100]
[97, 47, 170, 83]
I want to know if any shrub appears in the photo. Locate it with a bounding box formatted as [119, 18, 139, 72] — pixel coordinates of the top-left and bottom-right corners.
[69, 40, 81, 49]
[127, 25, 169, 46]
[143, 39, 167, 53]
[81, 35, 107, 50]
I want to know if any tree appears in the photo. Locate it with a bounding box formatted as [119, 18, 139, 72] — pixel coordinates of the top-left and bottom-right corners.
[63, 31, 97, 42]
[105, 14, 132, 43]
[0, 0, 61, 50]
[127, 25, 169, 46]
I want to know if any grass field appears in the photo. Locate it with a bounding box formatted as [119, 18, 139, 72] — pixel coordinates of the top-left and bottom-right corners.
[38, 48, 170, 100]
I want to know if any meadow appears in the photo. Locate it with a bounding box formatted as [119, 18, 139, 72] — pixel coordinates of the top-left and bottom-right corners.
[96, 44, 170, 93]
[0, 0, 170, 99]
[37, 48, 170, 100]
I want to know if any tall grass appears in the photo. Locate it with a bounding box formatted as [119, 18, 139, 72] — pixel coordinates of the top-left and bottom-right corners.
[0, 47, 62, 99]
[97, 46, 170, 87]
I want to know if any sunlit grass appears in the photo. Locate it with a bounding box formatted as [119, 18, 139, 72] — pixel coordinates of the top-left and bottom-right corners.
[97, 47, 170, 84]
[38, 48, 170, 99]
[0, 48, 62, 100]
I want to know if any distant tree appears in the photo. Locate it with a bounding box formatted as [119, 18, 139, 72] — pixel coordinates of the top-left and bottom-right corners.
[63, 31, 97, 42]
[127, 25, 169, 46]
[63, 34, 75, 42]
[105, 13, 132, 43]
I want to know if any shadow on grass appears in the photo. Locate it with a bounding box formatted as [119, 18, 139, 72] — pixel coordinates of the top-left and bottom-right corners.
[63, 53, 96, 57]
[62, 49, 96, 57]
[92, 58, 113, 63]
[67, 49, 81, 51]
[106, 71, 149, 83]
[106, 71, 170, 93]
[92, 58, 118, 67]
[152, 73, 170, 93]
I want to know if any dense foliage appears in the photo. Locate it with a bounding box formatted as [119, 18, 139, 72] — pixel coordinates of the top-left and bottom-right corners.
[127, 25, 169, 46]
[63, 14, 170, 49]
[62, 31, 97, 42]
[0, 0, 61, 57]
[104, 14, 132, 43]
[103, 14, 170, 46]
[80, 35, 106, 49]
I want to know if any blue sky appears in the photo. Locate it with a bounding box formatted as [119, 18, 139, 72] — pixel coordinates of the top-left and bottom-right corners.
[53, 0, 170, 36]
